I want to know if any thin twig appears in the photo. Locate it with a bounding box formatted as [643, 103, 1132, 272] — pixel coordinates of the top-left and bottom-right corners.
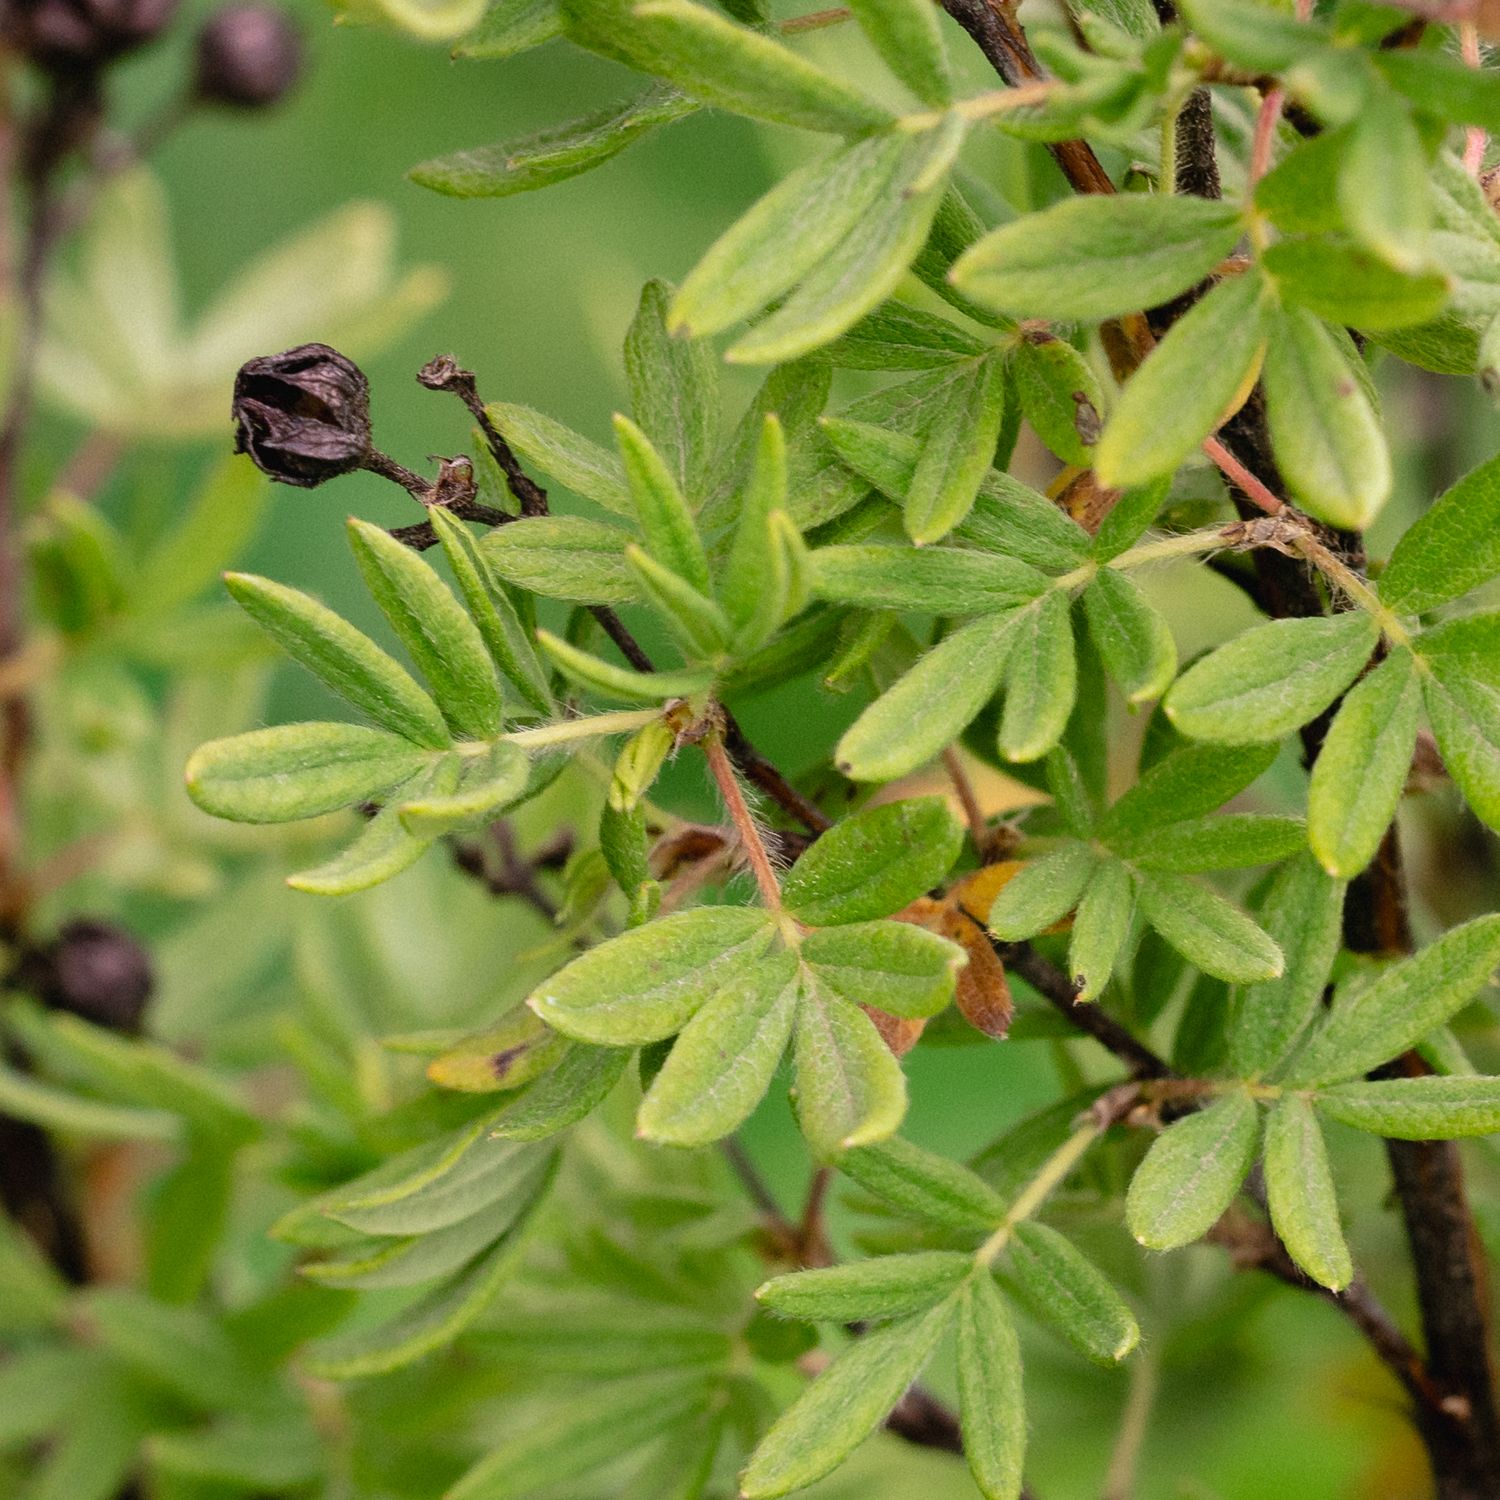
[702, 731, 784, 912]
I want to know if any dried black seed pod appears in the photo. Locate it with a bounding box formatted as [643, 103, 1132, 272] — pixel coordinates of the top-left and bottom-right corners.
[22, 918, 154, 1033]
[232, 342, 372, 487]
[193, 3, 301, 108]
[2, 0, 179, 71]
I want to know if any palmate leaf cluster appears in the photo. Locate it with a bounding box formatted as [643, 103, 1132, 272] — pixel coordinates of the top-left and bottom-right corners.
[12, 0, 1500, 1496]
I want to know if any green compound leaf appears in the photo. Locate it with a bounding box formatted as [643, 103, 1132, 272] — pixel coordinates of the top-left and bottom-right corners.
[1135, 871, 1283, 984]
[1380, 451, 1500, 615]
[811, 543, 1049, 615]
[1263, 305, 1391, 531]
[989, 843, 1097, 941]
[431, 511, 553, 716]
[957, 1273, 1027, 1500]
[409, 85, 697, 199]
[950, 193, 1245, 322]
[1263, 1096, 1351, 1294]
[528, 905, 776, 1045]
[1094, 270, 1273, 490]
[481, 516, 637, 606]
[629, 0, 892, 135]
[740, 1300, 954, 1497]
[1228, 853, 1346, 1079]
[793, 974, 908, 1158]
[185, 722, 431, 824]
[348, 519, 504, 742]
[1164, 610, 1378, 744]
[904, 352, 1009, 544]
[1313, 1076, 1500, 1139]
[756, 1251, 972, 1324]
[999, 588, 1076, 763]
[1308, 648, 1421, 877]
[801, 920, 965, 1018]
[781, 796, 963, 925]
[1004, 1221, 1140, 1363]
[1082, 566, 1177, 704]
[635, 953, 799, 1146]
[1068, 857, 1134, 1001]
[224, 573, 449, 749]
[1126, 1092, 1262, 1251]
[1285, 914, 1500, 1087]
[840, 1136, 1009, 1230]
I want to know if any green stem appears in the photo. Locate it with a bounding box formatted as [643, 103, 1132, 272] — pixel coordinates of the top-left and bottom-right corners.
[502, 708, 663, 749]
[976, 1121, 1100, 1266]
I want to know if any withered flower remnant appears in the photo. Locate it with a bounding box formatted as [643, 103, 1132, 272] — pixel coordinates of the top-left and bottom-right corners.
[232, 343, 372, 487]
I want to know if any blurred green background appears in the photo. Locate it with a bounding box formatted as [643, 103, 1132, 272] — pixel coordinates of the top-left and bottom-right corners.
[45, 7, 1500, 1495]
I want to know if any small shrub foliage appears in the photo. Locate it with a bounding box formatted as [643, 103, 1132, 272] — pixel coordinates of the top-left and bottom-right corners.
[6, 0, 1500, 1495]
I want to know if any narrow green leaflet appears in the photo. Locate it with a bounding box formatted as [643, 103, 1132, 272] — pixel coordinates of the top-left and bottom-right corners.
[904, 353, 1008, 543]
[819, 298, 987, 370]
[801, 921, 964, 1017]
[1005, 1221, 1140, 1363]
[630, 0, 892, 134]
[0, 1065, 178, 1143]
[1262, 1096, 1351, 1290]
[626, 546, 730, 659]
[480, 516, 635, 605]
[1111, 813, 1306, 871]
[1263, 306, 1390, 530]
[453, 0, 560, 57]
[672, 133, 911, 342]
[528, 906, 775, 1044]
[840, 1136, 1009, 1230]
[425, 1007, 568, 1094]
[409, 86, 698, 198]
[1229, 854, 1346, 1079]
[1101, 742, 1275, 843]
[720, 414, 786, 641]
[740, 1300, 954, 1497]
[847, 0, 951, 106]
[224, 573, 449, 748]
[729, 119, 961, 364]
[398, 741, 532, 837]
[793, 976, 908, 1157]
[999, 589, 1076, 763]
[1308, 649, 1421, 877]
[1164, 611, 1378, 743]
[1095, 271, 1272, 489]
[624, 280, 719, 502]
[782, 797, 962, 925]
[812, 544, 1048, 615]
[950, 194, 1245, 322]
[490, 1044, 631, 1139]
[185, 723, 430, 824]
[286, 782, 448, 897]
[1136, 871, 1282, 983]
[1082, 566, 1176, 703]
[138, 457, 268, 614]
[1260, 238, 1449, 332]
[636, 954, 799, 1146]
[484, 402, 632, 515]
[612, 415, 712, 592]
[348, 519, 504, 741]
[1126, 1093, 1262, 1250]
[989, 844, 1097, 940]
[756, 1252, 971, 1323]
[1380, 451, 1500, 615]
[536, 630, 714, 703]
[1069, 857, 1133, 1001]
[1285, 915, 1500, 1086]
[1336, 94, 1430, 273]
[431, 510, 552, 715]
[956, 1275, 1027, 1500]
[1012, 332, 1104, 467]
[1421, 634, 1500, 831]
[1313, 1076, 1500, 1139]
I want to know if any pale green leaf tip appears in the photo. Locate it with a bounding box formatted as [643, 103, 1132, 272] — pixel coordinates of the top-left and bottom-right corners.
[1114, 1326, 1141, 1361]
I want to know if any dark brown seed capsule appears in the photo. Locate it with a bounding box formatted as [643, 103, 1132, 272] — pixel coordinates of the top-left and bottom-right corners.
[193, 3, 301, 108]
[2, 0, 179, 71]
[231, 342, 372, 487]
[23, 918, 154, 1033]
